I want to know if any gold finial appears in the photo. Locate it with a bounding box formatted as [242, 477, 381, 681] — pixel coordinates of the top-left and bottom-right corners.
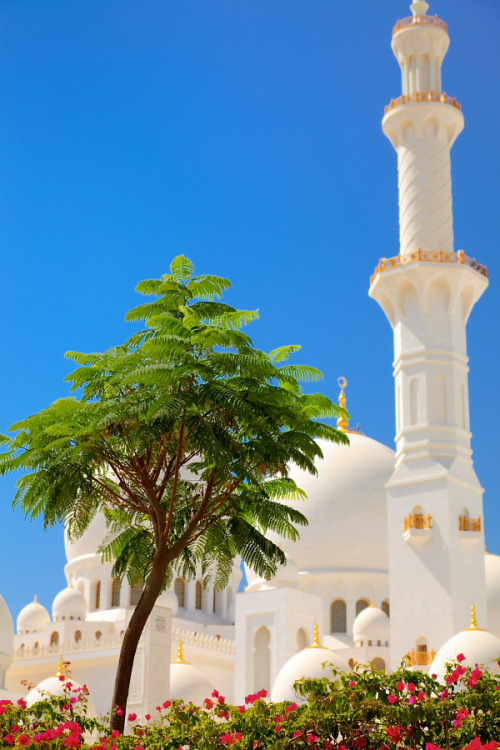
[464, 604, 485, 632]
[33, 595, 37, 603]
[307, 623, 326, 650]
[173, 641, 190, 664]
[337, 377, 349, 432]
[369, 598, 374, 608]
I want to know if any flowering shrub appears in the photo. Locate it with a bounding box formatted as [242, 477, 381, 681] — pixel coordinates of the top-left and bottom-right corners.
[1, 657, 500, 748]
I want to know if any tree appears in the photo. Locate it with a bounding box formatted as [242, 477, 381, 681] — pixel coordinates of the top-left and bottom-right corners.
[0, 256, 347, 732]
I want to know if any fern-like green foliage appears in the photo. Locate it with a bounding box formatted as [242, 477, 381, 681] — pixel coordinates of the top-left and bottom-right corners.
[1, 255, 349, 712]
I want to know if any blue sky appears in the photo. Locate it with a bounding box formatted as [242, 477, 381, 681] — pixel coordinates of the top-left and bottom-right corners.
[0, 0, 498, 620]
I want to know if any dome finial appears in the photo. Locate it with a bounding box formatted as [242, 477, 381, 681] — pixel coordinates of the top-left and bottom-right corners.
[469, 604, 479, 630]
[307, 623, 324, 649]
[410, 0, 429, 16]
[337, 377, 349, 432]
[33, 594, 37, 603]
[173, 640, 190, 664]
[369, 598, 374, 607]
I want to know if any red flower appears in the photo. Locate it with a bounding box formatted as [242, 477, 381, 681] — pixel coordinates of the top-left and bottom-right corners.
[128, 713, 137, 721]
[306, 734, 318, 745]
[115, 708, 123, 716]
[144, 714, 151, 721]
[456, 653, 466, 662]
[17, 735, 31, 746]
[275, 725, 282, 733]
[387, 694, 397, 704]
[396, 681, 405, 691]
[238, 705, 245, 714]
[218, 695, 226, 704]
[16, 699, 27, 710]
[3, 735, 15, 745]
[407, 682, 416, 692]
[293, 731, 302, 738]
[162, 700, 171, 709]
[257, 689, 267, 699]
[349, 680, 357, 687]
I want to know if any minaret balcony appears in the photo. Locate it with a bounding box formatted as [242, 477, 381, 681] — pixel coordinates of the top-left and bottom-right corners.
[370, 249, 488, 286]
[458, 515, 482, 549]
[403, 512, 432, 548]
[385, 91, 460, 116]
[459, 515, 481, 532]
[393, 15, 447, 36]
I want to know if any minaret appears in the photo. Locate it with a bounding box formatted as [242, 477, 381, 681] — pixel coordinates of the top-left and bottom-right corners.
[369, 1, 489, 669]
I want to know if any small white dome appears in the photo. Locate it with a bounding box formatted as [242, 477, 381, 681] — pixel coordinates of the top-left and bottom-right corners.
[353, 604, 390, 645]
[157, 590, 179, 615]
[52, 587, 87, 622]
[0, 595, 14, 665]
[170, 646, 214, 705]
[17, 599, 51, 635]
[430, 625, 500, 683]
[26, 672, 96, 717]
[485, 553, 500, 638]
[271, 643, 350, 703]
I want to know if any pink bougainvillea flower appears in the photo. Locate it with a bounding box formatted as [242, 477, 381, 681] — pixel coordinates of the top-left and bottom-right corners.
[115, 708, 123, 716]
[212, 689, 219, 698]
[349, 680, 357, 687]
[469, 665, 483, 688]
[408, 695, 417, 705]
[306, 734, 318, 745]
[407, 682, 416, 693]
[396, 681, 405, 691]
[16, 698, 27, 709]
[128, 713, 137, 722]
[144, 714, 151, 721]
[387, 694, 397, 704]
[425, 744, 441, 750]
[275, 725, 282, 733]
[238, 705, 245, 714]
[457, 653, 466, 662]
[257, 689, 267, 699]
[293, 731, 302, 738]
[17, 735, 31, 747]
[3, 735, 15, 745]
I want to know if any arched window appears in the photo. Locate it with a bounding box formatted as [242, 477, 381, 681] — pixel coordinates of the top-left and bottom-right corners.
[75, 630, 81, 643]
[111, 579, 121, 608]
[296, 628, 308, 651]
[50, 631, 59, 647]
[95, 630, 102, 642]
[95, 581, 101, 611]
[253, 626, 271, 693]
[331, 600, 347, 633]
[130, 582, 143, 606]
[381, 600, 390, 618]
[174, 578, 185, 608]
[356, 599, 369, 617]
[371, 657, 386, 672]
[195, 581, 203, 611]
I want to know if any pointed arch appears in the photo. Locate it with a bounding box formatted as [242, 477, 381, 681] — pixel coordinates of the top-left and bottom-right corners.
[195, 581, 203, 611]
[174, 578, 185, 608]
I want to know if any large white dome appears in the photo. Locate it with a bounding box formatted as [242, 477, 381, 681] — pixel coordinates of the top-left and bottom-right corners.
[169, 644, 214, 705]
[271, 643, 350, 703]
[430, 625, 500, 684]
[270, 434, 394, 573]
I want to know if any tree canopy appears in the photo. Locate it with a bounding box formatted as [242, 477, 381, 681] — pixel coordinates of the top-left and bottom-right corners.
[0, 255, 347, 730]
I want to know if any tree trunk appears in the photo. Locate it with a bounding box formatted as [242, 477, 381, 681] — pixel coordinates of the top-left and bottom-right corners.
[109, 551, 169, 733]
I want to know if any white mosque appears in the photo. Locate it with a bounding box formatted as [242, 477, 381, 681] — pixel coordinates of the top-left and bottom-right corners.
[0, 0, 500, 719]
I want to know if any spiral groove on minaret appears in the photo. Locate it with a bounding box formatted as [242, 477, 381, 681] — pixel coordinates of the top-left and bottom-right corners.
[398, 137, 454, 254]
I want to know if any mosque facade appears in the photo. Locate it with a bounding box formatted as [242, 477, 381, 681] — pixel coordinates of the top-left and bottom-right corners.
[0, 0, 499, 719]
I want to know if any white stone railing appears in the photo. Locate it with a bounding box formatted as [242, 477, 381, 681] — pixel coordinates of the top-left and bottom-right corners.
[172, 627, 235, 654]
[14, 634, 122, 660]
